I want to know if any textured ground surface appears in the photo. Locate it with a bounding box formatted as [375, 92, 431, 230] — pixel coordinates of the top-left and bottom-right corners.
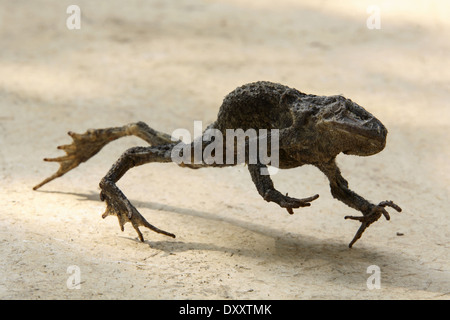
[0, 0, 448, 299]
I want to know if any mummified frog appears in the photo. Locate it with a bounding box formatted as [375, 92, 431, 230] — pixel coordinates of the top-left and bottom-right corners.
[34, 81, 401, 247]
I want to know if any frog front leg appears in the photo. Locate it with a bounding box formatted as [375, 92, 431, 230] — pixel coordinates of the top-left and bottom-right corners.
[318, 159, 402, 248]
[248, 163, 319, 214]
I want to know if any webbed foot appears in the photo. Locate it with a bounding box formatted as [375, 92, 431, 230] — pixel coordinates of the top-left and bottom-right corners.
[345, 200, 402, 248]
[33, 130, 114, 190]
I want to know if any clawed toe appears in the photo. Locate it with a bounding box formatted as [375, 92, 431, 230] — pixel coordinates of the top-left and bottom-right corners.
[344, 215, 365, 222]
[346, 200, 402, 248]
[283, 193, 319, 214]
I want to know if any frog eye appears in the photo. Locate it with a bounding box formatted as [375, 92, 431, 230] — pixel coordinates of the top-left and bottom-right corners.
[330, 101, 342, 113]
[321, 108, 334, 119]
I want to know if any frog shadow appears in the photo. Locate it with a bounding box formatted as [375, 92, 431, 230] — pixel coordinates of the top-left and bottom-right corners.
[38, 189, 448, 295]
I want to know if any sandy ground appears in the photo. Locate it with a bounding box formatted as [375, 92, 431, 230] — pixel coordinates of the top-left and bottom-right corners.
[0, 0, 449, 300]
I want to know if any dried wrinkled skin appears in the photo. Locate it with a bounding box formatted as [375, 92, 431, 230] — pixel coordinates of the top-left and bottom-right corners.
[34, 81, 401, 247]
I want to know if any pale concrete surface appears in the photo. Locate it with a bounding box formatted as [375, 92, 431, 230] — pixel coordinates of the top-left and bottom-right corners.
[0, 0, 448, 299]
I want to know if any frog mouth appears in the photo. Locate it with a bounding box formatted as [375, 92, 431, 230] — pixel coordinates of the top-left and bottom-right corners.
[342, 132, 386, 156]
[336, 123, 386, 141]
[332, 120, 387, 156]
